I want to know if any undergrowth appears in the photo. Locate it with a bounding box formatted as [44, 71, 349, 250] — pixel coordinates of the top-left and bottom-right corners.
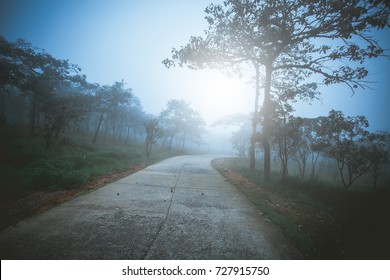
[0, 128, 177, 202]
[212, 157, 390, 259]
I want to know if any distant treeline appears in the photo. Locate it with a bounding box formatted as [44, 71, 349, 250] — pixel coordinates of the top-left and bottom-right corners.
[223, 110, 389, 189]
[0, 36, 206, 151]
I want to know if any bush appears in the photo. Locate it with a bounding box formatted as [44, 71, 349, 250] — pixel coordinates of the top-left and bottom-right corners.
[1, 129, 176, 197]
[24, 165, 61, 190]
[59, 170, 89, 189]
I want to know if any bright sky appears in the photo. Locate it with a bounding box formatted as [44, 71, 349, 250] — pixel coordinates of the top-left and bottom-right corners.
[1, 0, 389, 132]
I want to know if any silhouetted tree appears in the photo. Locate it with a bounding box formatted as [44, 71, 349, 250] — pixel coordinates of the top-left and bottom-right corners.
[292, 117, 323, 180]
[41, 89, 90, 147]
[317, 110, 388, 189]
[91, 81, 132, 144]
[0, 36, 84, 137]
[163, 0, 389, 181]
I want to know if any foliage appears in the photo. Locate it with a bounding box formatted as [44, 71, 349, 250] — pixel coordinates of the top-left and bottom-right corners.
[163, 0, 389, 181]
[0, 36, 86, 137]
[317, 110, 388, 188]
[144, 119, 162, 159]
[158, 99, 206, 150]
[0, 128, 163, 198]
[292, 118, 322, 180]
[90, 81, 135, 144]
[0, 36, 147, 147]
[213, 157, 390, 259]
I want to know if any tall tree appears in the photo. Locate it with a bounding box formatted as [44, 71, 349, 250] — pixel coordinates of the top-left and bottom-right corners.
[268, 73, 319, 177]
[0, 36, 84, 135]
[41, 88, 90, 147]
[163, 0, 389, 181]
[121, 96, 145, 144]
[91, 81, 132, 144]
[292, 117, 323, 180]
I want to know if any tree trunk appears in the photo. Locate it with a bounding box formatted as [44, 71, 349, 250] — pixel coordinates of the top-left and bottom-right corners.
[103, 120, 109, 143]
[182, 134, 186, 151]
[0, 88, 7, 125]
[118, 123, 124, 143]
[30, 92, 37, 136]
[168, 135, 174, 150]
[92, 112, 104, 144]
[249, 62, 260, 169]
[162, 136, 168, 149]
[282, 136, 289, 177]
[310, 152, 320, 180]
[301, 157, 306, 179]
[263, 136, 271, 181]
[125, 126, 131, 145]
[262, 64, 272, 182]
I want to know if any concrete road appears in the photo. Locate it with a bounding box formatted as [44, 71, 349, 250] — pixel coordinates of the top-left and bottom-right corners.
[0, 155, 303, 259]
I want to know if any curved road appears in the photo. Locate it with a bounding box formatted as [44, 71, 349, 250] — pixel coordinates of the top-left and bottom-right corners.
[0, 155, 303, 259]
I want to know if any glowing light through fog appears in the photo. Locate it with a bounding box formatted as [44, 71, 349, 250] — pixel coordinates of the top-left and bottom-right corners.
[0, 0, 389, 131]
[190, 70, 253, 124]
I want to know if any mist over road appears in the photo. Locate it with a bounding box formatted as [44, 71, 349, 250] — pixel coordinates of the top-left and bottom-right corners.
[0, 155, 302, 259]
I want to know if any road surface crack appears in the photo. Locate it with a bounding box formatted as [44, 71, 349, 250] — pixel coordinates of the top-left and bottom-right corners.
[142, 167, 182, 259]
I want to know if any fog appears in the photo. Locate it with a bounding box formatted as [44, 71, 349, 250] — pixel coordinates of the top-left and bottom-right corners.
[1, 0, 390, 156]
[2, 0, 390, 265]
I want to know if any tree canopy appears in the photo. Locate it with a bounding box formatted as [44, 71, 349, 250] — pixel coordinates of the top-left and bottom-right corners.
[158, 99, 206, 150]
[0, 36, 147, 147]
[317, 110, 388, 188]
[163, 0, 389, 181]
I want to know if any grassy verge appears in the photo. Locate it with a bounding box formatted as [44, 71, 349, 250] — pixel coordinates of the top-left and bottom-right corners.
[212, 157, 390, 259]
[1, 140, 172, 198]
[0, 128, 180, 229]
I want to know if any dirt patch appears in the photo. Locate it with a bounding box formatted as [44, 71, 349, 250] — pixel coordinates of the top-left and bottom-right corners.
[0, 163, 146, 231]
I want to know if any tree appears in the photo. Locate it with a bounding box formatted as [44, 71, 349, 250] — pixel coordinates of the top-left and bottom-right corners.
[91, 81, 132, 144]
[1, 36, 149, 150]
[158, 100, 205, 150]
[0, 36, 84, 136]
[214, 113, 251, 157]
[260, 70, 320, 177]
[122, 96, 145, 145]
[144, 119, 162, 159]
[292, 117, 323, 180]
[163, 0, 389, 181]
[317, 110, 388, 189]
[41, 89, 90, 147]
[272, 115, 299, 178]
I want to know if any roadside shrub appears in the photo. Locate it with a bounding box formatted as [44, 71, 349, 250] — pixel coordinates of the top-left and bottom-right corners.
[59, 170, 89, 189]
[24, 165, 61, 190]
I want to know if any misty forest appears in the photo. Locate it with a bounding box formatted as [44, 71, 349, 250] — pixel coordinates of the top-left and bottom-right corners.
[1, 0, 390, 260]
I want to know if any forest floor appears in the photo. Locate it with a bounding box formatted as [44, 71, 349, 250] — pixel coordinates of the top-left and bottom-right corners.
[212, 158, 390, 260]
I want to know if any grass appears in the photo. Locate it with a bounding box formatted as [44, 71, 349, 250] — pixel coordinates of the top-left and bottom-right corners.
[0, 128, 178, 202]
[212, 157, 390, 259]
[0, 127, 182, 230]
